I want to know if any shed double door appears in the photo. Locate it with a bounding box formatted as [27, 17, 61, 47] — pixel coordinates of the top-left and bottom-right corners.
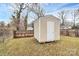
[47, 21, 55, 41]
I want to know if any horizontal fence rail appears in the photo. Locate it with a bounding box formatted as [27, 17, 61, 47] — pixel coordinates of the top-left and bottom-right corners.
[14, 30, 34, 38]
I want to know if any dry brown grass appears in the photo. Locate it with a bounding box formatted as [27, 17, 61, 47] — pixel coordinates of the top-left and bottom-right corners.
[0, 36, 79, 56]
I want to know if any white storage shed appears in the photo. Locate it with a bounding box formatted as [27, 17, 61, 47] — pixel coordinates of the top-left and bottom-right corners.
[34, 15, 60, 43]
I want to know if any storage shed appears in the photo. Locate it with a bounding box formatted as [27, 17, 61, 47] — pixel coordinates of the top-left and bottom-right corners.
[34, 15, 60, 43]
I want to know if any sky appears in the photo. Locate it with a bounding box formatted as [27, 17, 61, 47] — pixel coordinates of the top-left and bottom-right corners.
[0, 3, 79, 24]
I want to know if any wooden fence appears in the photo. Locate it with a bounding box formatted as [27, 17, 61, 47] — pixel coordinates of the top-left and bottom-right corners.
[14, 30, 34, 38]
[60, 29, 79, 37]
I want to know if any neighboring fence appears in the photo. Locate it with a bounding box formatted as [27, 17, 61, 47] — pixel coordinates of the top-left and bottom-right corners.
[14, 30, 34, 38]
[0, 28, 14, 42]
[0, 29, 34, 41]
[60, 29, 79, 37]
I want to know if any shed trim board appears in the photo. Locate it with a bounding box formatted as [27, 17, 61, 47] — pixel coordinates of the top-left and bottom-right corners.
[39, 19, 40, 42]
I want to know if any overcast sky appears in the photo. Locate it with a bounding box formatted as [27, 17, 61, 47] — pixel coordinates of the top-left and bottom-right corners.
[0, 3, 79, 24]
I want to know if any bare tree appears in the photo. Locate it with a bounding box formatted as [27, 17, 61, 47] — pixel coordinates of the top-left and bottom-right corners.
[24, 12, 28, 31]
[25, 3, 45, 19]
[24, 3, 45, 30]
[31, 3, 45, 19]
[10, 3, 27, 31]
[25, 3, 45, 31]
[71, 9, 79, 28]
[10, 3, 45, 31]
[10, 15, 17, 30]
[57, 10, 68, 26]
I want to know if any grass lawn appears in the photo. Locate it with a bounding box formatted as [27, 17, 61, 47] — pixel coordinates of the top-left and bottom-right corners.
[0, 36, 79, 56]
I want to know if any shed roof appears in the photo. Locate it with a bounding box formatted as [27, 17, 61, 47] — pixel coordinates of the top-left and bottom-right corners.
[38, 15, 60, 21]
[34, 15, 60, 23]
